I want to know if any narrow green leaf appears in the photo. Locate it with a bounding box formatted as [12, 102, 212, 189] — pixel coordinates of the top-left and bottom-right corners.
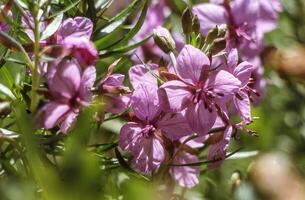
[0, 83, 15, 99]
[95, 0, 113, 12]
[227, 151, 259, 159]
[0, 31, 24, 52]
[102, 0, 148, 50]
[100, 35, 151, 58]
[48, 0, 81, 18]
[94, 0, 141, 49]
[98, 0, 140, 31]
[40, 13, 63, 41]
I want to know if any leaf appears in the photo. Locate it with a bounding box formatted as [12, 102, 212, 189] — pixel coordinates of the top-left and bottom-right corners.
[100, 35, 151, 58]
[102, 0, 148, 50]
[40, 13, 63, 41]
[0, 31, 24, 52]
[94, 0, 141, 49]
[95, 0, 113, 12]
[115, 147, 133, 171]
[0, 128, 19, 139]
[48, 0, 81, 18]
[0, 83, 15, 99]
[227, 151, 259, 160]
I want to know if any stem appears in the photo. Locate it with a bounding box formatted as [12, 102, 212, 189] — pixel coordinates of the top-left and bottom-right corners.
[30, 9, 40, 112]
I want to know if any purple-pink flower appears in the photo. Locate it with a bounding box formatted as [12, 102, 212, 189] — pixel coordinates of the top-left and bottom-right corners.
[56, 17, 98, 66]
[160, 45, 241, 135]
[119, 64, 192, 173]
[21, 14, 97, 67]
[37, 58, 96, 133]
[193, 0, 281, 59]
[225, 49, 254, 123]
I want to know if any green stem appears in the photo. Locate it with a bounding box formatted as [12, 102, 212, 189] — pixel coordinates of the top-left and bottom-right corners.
[30, 10, 40, 112]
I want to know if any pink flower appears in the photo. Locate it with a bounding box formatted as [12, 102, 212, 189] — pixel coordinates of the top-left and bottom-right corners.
[62, 37, 98, 66]
[160, 45, 241, 135]
[57, 17, 98, 66]
[37, 58, 96, 133]
[56, 17, 93, 43]
[119, 64, 191, 173]
[21, 14, 97, 66]
[225, 49, 254, 123]
[193, 0, 281, 59]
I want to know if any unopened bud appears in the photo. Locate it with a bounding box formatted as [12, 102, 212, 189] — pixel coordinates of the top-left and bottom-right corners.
[182, 7, 193, 34]
[205, 27, 219, 44]
[210, 38, 226, 54]
[153, 26, 176, 53]
[217, 24, 227, 38]
[192, 15, 200, 34]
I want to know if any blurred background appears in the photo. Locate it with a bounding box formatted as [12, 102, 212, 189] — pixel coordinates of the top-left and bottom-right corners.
[1, 0, 305, 199]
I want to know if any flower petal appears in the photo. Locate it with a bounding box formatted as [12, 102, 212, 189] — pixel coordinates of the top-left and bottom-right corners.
[79, 66, 96, 102]
[160, 80, 192, 112]
[231, 0, 259, 26]
[57, 17, 93, 43]
[131, 84, 160, 122]
[207, 126, 232, 169]
[157, 112, 192, 141]
[170, 151, 200, 188]
[234, 90, 252, 123]
[257, 0, 281, 34]
[119, 122, 143, 153]
[227, 48, 239, 72]
[104, 95, 130, 114]
[185, 101, 217, 136]
[59, 110, 79, 133]
[193, 4, 228, 35]
[132, 137, 165, 173]
[48, 59, 82, 99]
[38, 102, 70, 129]
[129, 64, 159, 89]
[234, 61, 254, 87]
[208, 70, 241, 101]
[176, 45, 210, 85]
[62, 37, 98, 66]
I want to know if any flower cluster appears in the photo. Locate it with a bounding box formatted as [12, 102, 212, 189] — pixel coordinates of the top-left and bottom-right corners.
[115, 0, 281, 188]
[34, 16, 98, 133]
[13, 0, 281, 189]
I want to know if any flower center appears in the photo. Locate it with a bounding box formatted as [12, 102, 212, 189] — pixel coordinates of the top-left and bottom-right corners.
[141, 125, 156, 139]
[192, 88, 216, 112]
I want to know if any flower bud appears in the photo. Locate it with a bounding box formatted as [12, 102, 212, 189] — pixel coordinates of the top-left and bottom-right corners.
[210, 38, 226, 54]
[153, 26, 176, 53]
[217, 24, 227, 38]
[192, 15, 200, 34]
[181, 7, 193, 34]
[205, 27, 219, 44]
